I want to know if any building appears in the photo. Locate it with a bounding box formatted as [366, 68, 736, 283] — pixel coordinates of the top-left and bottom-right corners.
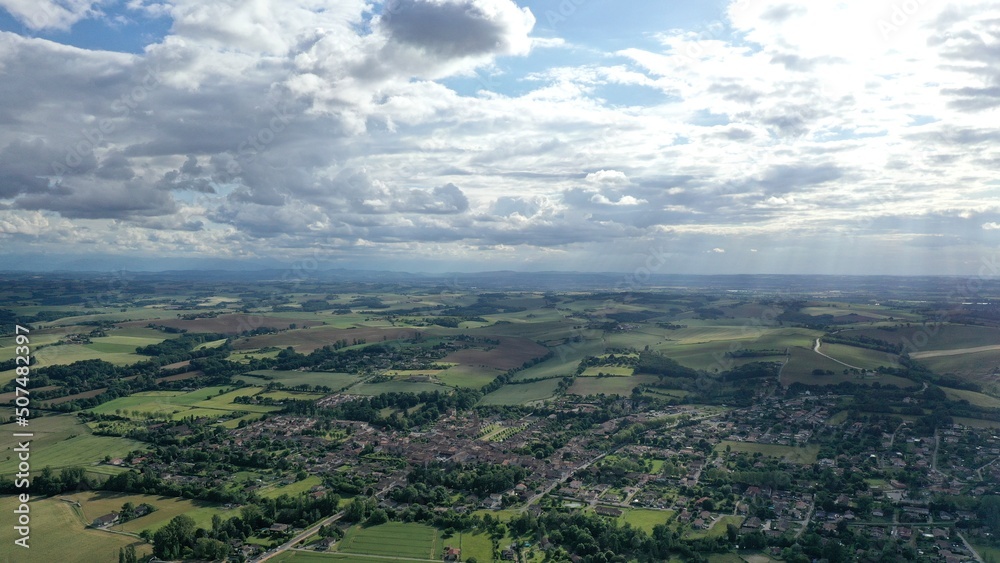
[92, 512, 120, 528]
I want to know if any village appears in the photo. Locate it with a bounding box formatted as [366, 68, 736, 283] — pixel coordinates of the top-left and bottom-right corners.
[85, 388, 1000, 563]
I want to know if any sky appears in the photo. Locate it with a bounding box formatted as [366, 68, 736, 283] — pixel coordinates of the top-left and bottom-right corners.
[0, 0, 999, 275]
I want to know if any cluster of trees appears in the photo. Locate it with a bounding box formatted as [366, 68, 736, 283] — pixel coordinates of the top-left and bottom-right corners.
[149, 514, 242, 561]
[580, 456, 647, 487]
[266, 341, 445, 373]
[406, 462, 529, 496]
[151, 492, 342, 559]
[635, 350, 700, 379]
[719, 362, 781, 382]
[440, 295, 525, 317]
[135, 332, 228, 357]
[284, 389, 481, 430]
[0, 466, 92, 496]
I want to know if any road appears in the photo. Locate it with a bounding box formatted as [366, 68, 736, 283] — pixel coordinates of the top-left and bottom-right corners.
[813, 338, 863, 370]
[254, 512, 344, 562]
[519, 450, 613, 513]
[956, 530, 986, 563]
[255, 482, 397, 562]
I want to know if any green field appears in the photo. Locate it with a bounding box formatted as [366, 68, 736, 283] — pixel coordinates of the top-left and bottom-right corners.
[818, 342, 900, 370]
[33, 343, 145, 367]
[350, 381, 448, 396]
[569, 374, 660, 397]
[943, 387, 1000, 409]
[481, 379, 564, 405]
[63, 490, 232, 534]
[0, 415, 148, 477]
[0, 495, 151, 563]
[273, 553, 431, 563]
[972, 543, 1000, 563]
[259, 390, 327, 401]
[238, 370, 361, 390]
[581, 366, 634, 377]
[435, 365, 500, 388]
[259, 476, 325, 499]
[618, 508, 676, 533]
[921, 349, 1000, 390]
[338, 522, 442, 560]
[715, 441, 820, 464]
[780, 347, 915, 388]
[686, 515, 745, 539]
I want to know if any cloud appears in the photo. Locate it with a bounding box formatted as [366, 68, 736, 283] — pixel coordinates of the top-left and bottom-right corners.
[586, 169, 629, 185]
[984, 222, 1000, 231]
[711, 248, 725, 253]
[590, 194, 646, 206]
[0, 0, 104, 31]
[1, 1, 1000, 274]
[379, 0, 535, 59]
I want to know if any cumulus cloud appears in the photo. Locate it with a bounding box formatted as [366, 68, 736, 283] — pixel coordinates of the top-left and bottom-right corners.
[0, 0, 103, 31]
[0, 0, 999, 274]
[379, 0, 534, 59]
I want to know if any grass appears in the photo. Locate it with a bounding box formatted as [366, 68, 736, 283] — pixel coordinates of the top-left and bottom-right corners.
[239, 370, 362, 390]
[686, 515, 745, 539]
[33, 344, 144, 367]
[780, 347, 915, 388]
[435, 366, 500, 388]
[716, 441, 820, 464]
[350, 381, 448, 396]
[0, 415, 148, 477]
[972, 544, 1000, 563]
[569, 374, 660, 396]
[194, 386, 265, 408]
[953, 417, 1000, 429]
[272, 553, 431, 563]
[849, 324, 1000, 351]
[0, 495, 152, 563]
[62, 490, 232, 534]
[259, 390, 326, 401]
[942, 387, 1000, 409]
[817, 342, 900, 370]
[581, 366, 634, 376]
[921, 349, 1000, 390]
[827, 411, 850, 425]
[259, 476, 325, 499]
[619, 508, 676, 533]
[338, 522, 441, 560]
[481, 379, 564, 405]
[87, 387, 281, 422]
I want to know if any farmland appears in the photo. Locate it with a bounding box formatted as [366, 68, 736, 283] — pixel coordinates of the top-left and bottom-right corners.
[4, 274, 1000, 562]
[0, 415, 147, 477]
[337, 522, 442, 560]
[62, 490, 231, 534]
[0, 495, 151, 563]
[481, 378, 564, 405]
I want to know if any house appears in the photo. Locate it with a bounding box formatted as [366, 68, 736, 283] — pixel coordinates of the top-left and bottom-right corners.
[92, 512, 120, 528]
[269, 523, 290, 533]
[443, 546, 461, 561]
[314, 537, 336, 551]
[595, 506, 623, 518]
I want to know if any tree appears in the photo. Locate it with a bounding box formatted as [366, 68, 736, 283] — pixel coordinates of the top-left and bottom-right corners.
[153, 514, 197, 560]
[193, 537, 230, 561]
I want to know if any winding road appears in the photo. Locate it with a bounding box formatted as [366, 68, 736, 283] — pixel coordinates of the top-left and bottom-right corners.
[813, 338, 863, 370]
